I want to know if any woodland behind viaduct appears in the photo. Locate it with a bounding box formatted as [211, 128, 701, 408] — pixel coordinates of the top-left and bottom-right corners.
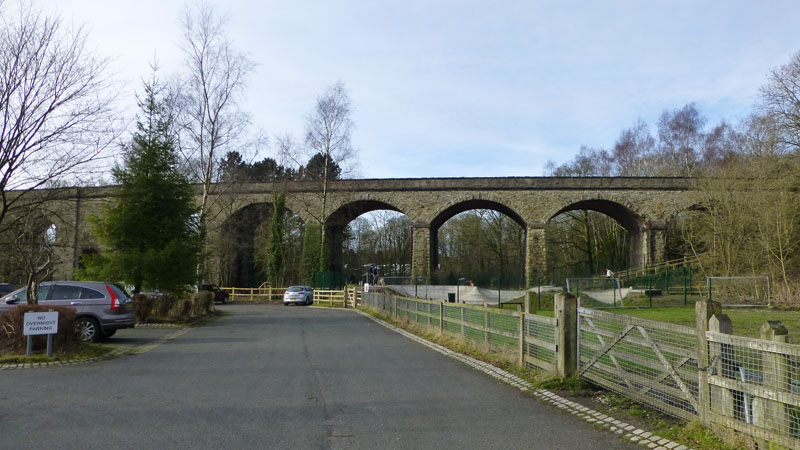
[35, 176, 697, 287]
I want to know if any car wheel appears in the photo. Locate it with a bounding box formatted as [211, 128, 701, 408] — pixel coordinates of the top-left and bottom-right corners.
[306, 296, 312, 306]
[223, 296, 229, 304]
[101, 329, 116, 339]
[76, 317, 100, 342]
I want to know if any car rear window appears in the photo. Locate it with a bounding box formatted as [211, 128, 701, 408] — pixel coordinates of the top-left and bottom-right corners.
[287, 287, 304, 292]
[80, 288, 104, 299]
[108, 284, 131, 299]
[51, 285, 82, 300]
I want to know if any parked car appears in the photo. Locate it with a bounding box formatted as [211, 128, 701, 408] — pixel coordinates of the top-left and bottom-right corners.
[283, 286, 313, 306]
[0, 283, 15, 296]
[199, 284, 229, 304]
[0, 281, 135, 342]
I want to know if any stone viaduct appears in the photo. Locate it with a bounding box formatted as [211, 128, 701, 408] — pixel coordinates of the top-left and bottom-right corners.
[34, 176, 696, 287]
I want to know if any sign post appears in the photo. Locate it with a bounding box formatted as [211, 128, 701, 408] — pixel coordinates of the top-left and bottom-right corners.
[23, 311, 59, 357]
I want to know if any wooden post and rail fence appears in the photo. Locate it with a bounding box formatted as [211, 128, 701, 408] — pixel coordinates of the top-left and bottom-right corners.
[219, 284, 362, 308]
[361, 290, 800, 448]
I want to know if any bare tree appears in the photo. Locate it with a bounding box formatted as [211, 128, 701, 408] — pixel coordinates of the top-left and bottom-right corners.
[612, 119, 655, 176]
[4, 204, 60, 303]
[656, 103, 706, 176]
[760, 49, 800, 151]
[545, 146, 611, 177]
[0, 1, 118, 232]
[304, 81, 357, 270]
[175, 1, 255, 277]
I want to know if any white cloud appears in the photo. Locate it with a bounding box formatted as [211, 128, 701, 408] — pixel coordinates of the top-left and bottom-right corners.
[30, 0, 800, 177]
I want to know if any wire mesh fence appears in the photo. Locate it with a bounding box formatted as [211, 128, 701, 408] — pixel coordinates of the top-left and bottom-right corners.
[361, 291, 557, 368]
[567, 277, 625, 308]
[577, 307, 700, 421]
[617, 265, 703, 308]
[364, 290, 800, 447]
[707, 331, 800, 448]
[524, 314, 557, 372]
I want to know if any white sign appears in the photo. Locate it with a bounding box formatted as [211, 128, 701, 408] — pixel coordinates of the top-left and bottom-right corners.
[364, 283, 370, 293]
[23, 311, 59, 335]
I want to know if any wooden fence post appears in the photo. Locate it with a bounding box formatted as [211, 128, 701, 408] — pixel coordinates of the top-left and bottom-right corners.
[753, 321, 789, 449]
[555, 293, 577, 378]
[696, 299, 722, 426]
[518, 305, 524, 367]
[708, 314, 734, 424]
[439, 302, 444, 335]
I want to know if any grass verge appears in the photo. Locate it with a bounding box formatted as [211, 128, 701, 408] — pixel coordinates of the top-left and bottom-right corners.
[2, 310, 223, 365]
[616, 306, 800, 344]
[0, 342, 113, 365]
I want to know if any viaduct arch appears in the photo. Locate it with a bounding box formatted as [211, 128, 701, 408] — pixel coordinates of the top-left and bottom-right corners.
[37, 177, 696, 286]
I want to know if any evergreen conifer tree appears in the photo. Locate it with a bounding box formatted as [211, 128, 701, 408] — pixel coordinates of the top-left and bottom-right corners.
[80, 71, 199, 293]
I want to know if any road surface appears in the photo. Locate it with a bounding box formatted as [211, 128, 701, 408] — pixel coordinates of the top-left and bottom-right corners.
[0, 304, 637, 449]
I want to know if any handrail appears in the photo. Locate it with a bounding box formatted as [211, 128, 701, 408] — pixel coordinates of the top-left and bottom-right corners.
[614, 256, 700, 280]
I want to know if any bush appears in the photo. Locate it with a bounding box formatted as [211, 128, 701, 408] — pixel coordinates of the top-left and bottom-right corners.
[133, 293, 155, 322]
[156, 295, 178, 318]
[133, 291, 214, 323]
[0, 305, 80, 354]
[192, 291, 213, 316]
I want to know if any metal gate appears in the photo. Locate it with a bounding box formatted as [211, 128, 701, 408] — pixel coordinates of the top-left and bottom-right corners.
[578, 308, 700, 421]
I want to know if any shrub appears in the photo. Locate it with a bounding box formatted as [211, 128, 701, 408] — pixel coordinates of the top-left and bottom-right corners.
[133, 293, 156, 322]
[133, 291, 214, 323]
[192, 291, 213, 316]
[0, 305, 80, 354]
[156, 294, 178, 318]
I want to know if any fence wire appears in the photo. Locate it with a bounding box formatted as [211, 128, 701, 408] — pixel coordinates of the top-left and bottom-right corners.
[524, 314, 557, 372]
[578, 308, 699, 421]
[365, 291, 800, 446]
[707, 332, 800, 449]
[364, 292, 800, 447]
[362, 292, 557, 365]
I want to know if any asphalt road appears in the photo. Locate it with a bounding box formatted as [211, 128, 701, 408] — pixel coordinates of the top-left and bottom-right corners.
[0, 304, 637, 449]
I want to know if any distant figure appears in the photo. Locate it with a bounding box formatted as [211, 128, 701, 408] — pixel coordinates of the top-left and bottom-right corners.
[606, 268, 614, 278]
[368, 264, 379, 284]
[469, 280, 474, 287]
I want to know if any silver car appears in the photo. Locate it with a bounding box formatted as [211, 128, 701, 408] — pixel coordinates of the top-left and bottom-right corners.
[0, 281, 135, 342]
[283, 286, 313, 306]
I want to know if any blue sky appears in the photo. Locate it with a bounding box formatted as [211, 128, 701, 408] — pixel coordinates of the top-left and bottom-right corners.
[38, 0, 800, 178]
